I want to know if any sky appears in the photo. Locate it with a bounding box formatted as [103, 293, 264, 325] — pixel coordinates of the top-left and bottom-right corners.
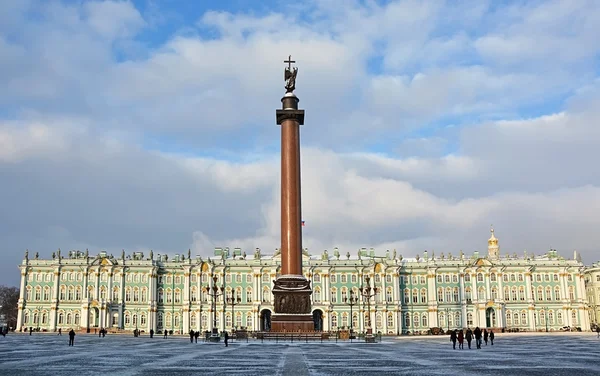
[1, 0, 600, 286]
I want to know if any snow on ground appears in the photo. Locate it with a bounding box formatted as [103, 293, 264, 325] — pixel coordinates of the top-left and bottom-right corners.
[0, 332, 598, 375]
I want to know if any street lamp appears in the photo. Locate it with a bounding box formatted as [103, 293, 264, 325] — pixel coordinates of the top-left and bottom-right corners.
[344, 290, 359, 338]
[204, 275, 224, 341]
[226, 291, 241, 331]
[542, 306, 549, 332]
[359, 275, 378, 341]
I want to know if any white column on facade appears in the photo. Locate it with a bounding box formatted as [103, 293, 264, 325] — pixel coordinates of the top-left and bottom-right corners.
[16, 268, 27, 331]
[525, 272, 533, 303]
[485, 271, 491, 301]
[575, 273, 585, 302]
[94, 269, 100, 300]
[459, 273, 467, 328]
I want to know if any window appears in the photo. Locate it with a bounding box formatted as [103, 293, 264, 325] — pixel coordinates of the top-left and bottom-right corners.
[200, 314, 207, 329]
[445, 275, 450, 283]
[262, 287, 270, 303]
[262, 273, 269, 283]
[477, 273, 483, 282]
[420, 288, 427, 303]
[422, 313, 428, 327]
[341, 274, 347, 283]
[544, 274, 550, 282]
[404, 289, 410, 304]
[191, 287, 198, 302]
[331, 274, 337, 283]
[68, 286, 74, 301]
[225, 274, 231, 283]
[58, 312, 64, 325]
[445, 288, 452, 302]
[555, 274, 560, 282]
[113, 287, 120, 301]
[554, 287, 561, 300]
[166, 289, 172, 303]
[225, 314, 232, 328]
[503, 287, 509, 301]
[521, 312, 527, 325]
[236, 274, 242, 283]
[43, 287, 50, 301]
[246, 288, 252, 303]
[465, 274, 471, 282]
[420, 276, 426, 284]
[503, 274, 508, 282]
[518, 274, 524, 282]
[100, 287, 107, 300]
[437, 288, 443, 302]
[246, 314, 253, 330]
[352, 314, 359, 329]
[76, 287, 82, 301]
[511, 287, 517, 301]
[452, 275, 458, 283]
[330, 289, 337, 303]
[572, 310, 578, 325]
[569, 286, 574, 300]
[437, 275, 442, 283]
[133, 288, 139, 302]
[518, 287, 525, 301]
[191, 274, 197, 283]
[125, 288, 131, 302]
[413, 313, 419, 328]
[513, 312, 519, 326]
[453, 288, 459, 302]
[42, 312, 48, 324]
[557, 311, 563, 325]
[351, 275, 357, 283]
[59, 287, 65, 300]
[314, 274, 321, 283]
[373, 274, 379, 283]
[157, 313, 163, 328]
[568, 274, 573, 282]
[387, 313, 394, 328]
[341, 288, 348, 302]
[141, 314, 146, 326]
[141, 287, 147, 303]
[490, 273, 496, 282]
[34, 287, 41, 301]
[201, 274, 208, 283]
[545, 287, 552, 301]
[246, 274, 252, 283]
[412, 288, 418, 304]
[386, 274, 392, 283]
[375, 313, 382, 328]
[511, 274, 516, 282]
[314, 288, 321, 303]
[175, 290, 181, 303]
[331, 314, 338, 328]
[491, 288, 498, 300]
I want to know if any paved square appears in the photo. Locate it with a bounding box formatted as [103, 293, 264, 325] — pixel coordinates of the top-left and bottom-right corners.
[0, 333, 598, 375]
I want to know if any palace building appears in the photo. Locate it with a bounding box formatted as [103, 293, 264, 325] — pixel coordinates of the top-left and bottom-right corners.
[584, 261, 600, 328]
[16, 229, 591, 334]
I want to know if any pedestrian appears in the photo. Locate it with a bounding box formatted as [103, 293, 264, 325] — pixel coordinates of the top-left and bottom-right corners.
[99, 328, 102, 338]
[58, 328, 62, 336]
[457, 330, 464, 349]
[194, 331, 200, 343]
[68, 329, 76, 346]
[465, 328, 473, 349]
[489, 329, 495, 345]
[224, 331, 229, 347]
[149, 329, 154, 338]
[450, 330, 457, 350]
[189, 329, 195, 343]
[164, 330, 168, 339]
[484, 329, 488, 346]
[596, 326, 600, 338]
[474, 327, 482, 349]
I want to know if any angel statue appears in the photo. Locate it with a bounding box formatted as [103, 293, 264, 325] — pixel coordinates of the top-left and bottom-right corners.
[284, 55, 298, 93]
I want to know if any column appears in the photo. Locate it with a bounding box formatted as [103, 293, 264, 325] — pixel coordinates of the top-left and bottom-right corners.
[525, 272, 533, 303]
[459, 273, 467, 327]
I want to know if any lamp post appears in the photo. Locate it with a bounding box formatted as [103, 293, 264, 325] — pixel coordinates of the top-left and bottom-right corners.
[359, 275, 378, 341]
[204, 275, 224, 341]
[444, 307, 451, 332]
[344, 290, 359, 338]
[542, 306, 549, 332]
[227, 291, 241, 331]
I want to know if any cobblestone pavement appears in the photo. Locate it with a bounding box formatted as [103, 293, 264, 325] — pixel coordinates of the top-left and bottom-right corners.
[0, 332, 598, 375]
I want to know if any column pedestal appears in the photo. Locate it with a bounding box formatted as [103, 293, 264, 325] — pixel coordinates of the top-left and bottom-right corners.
[271, 275, 313, 332]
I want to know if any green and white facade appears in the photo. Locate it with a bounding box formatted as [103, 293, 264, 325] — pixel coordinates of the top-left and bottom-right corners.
[16, 229, 592, 334]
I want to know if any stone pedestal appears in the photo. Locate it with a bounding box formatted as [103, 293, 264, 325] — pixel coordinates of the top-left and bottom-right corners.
[271, 275, 313, 332]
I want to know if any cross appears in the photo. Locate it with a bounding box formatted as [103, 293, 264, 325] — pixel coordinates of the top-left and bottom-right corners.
[284, 55, 295, 70]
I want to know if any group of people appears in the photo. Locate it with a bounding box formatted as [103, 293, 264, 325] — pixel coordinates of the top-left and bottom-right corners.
[450, 327, 494, 349]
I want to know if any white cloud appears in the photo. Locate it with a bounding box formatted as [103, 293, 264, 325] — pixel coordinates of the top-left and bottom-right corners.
[1, 0, 599, 286]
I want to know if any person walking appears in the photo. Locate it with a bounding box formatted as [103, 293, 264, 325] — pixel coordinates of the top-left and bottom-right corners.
[194, 331, 200, 343]
[483, 329, 489, 346]
[474, 327, 482, 349]
[457, 330, 464, 349]
[489, 329, 495, 345]
[465, 328, 473, 349]
[163, 330, 168, 339]
[189, 330, 195, 343]
[58, 328, 62, 336]
[450, 330, 457, 350]
[68, 329, 76, 346]
[224, 331, 229, 347]
[149, 329, 154, 338]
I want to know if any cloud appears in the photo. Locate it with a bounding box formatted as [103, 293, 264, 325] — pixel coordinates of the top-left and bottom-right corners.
[0, 0, 599, 286]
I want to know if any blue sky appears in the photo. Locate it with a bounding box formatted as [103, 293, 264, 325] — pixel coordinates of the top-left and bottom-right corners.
[1, 0, 600, 286]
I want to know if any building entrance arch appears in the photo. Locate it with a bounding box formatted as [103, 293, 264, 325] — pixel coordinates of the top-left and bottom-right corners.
[260, 309, 271, 332]
[313, 309, 323, 331]
[486, 307, 496, 328]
